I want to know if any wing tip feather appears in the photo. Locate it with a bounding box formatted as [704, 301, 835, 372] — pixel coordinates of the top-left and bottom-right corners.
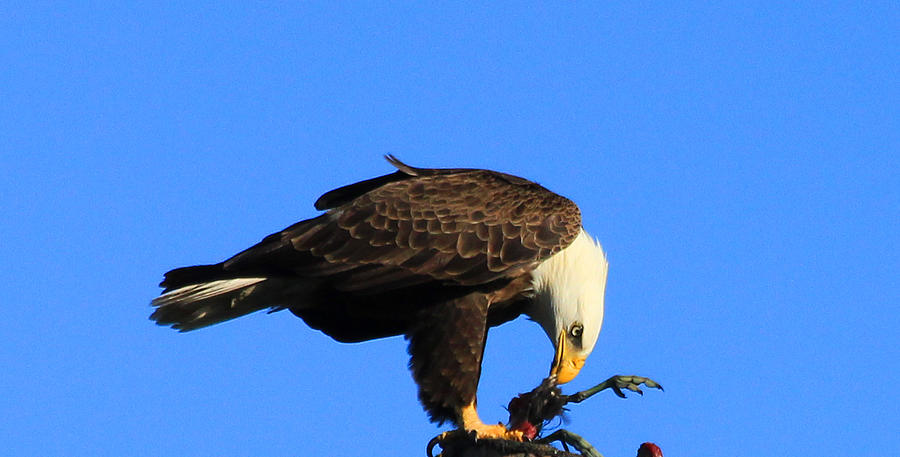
[384, 154, 419, 176]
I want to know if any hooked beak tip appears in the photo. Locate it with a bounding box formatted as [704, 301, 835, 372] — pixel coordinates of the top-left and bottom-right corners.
[550, 330, 587, 384]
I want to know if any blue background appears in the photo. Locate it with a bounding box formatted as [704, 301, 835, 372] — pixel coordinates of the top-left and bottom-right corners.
[2, 3, 897, 456]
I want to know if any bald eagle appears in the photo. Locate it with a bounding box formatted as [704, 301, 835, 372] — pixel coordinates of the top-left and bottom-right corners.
[151, 156, 609, 440]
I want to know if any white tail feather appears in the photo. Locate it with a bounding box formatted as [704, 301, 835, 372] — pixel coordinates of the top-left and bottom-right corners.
[153, 277, 268, 306]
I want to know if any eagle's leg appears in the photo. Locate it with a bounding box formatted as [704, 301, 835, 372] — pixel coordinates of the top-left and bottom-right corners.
[407, 293, 523, 441]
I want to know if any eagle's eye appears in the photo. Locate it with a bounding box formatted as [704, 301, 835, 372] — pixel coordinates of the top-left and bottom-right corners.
[570, 322, 583, 339]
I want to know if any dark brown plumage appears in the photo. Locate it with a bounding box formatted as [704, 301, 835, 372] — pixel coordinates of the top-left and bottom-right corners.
[151, 156, 583, 426]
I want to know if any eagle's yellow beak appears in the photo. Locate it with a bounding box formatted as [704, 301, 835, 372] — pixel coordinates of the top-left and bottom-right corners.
[550, 330, 587, 384]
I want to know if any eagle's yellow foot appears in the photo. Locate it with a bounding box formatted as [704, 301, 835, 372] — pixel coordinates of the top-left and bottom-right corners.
[426, 424, 524, 457]
[466, 422, 525, 441]
[459, 402, 525, 441]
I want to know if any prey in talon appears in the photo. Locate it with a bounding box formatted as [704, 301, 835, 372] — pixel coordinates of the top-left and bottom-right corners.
[507, 374, 664, 440]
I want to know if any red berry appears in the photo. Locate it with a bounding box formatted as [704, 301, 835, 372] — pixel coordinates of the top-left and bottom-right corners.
[637, 442, 663, 457]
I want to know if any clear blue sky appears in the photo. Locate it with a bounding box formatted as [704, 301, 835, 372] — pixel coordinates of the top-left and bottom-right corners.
[2, 3, 897, 456]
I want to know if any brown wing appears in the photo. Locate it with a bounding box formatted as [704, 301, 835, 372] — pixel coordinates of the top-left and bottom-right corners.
[219, 158, 582, 293]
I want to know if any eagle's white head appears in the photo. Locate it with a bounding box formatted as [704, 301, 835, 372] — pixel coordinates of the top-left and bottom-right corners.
[527, 228, 609, 384]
